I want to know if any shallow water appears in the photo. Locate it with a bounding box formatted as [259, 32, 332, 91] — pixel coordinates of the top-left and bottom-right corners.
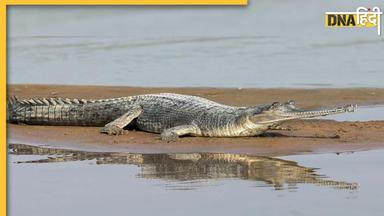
[8, 144, 384, 216]
[7, 1, 384, 88]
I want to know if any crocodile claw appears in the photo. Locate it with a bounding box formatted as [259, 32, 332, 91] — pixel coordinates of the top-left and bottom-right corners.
[161, 131, 179, 142]
[100, 125, 126, 136]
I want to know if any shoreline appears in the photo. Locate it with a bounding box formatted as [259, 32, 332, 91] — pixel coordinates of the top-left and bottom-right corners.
[7, 84, 384, 156]
[8, 84, 384, 107]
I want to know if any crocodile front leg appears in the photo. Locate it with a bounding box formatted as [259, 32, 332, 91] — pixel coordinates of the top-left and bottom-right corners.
[161, 124, 200, 141]
[101, 105, 142, 135]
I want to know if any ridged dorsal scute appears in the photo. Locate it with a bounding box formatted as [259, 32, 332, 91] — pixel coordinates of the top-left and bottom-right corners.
[42, 98, 50, 106]
[55, 98, 65, 105]
[28, 99, 37, 105]
[49, 98, 57, 105]
[35, 98, 45, 105]
[11, 96, 122, 107]
[7, 96, 18, 105]
[80, 99, 88, 104]
[64, 98, 72, 105]
[13, 96, 19, 103]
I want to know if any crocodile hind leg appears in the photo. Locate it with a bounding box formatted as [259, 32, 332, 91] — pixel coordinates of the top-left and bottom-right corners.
[161, 124, 200, 141]
[101, 106, 143, 135]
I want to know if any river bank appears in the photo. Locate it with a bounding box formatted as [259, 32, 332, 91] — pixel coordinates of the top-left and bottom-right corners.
[7, 84, 384, 156]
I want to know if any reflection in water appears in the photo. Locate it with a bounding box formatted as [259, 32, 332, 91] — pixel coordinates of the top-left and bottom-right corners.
[9, 144, 357, 191]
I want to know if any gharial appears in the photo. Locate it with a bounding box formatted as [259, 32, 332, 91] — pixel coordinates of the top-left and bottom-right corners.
[7, 93, 356, 141]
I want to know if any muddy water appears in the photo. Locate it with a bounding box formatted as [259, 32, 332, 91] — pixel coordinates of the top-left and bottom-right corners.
[8, 144, 384, 216]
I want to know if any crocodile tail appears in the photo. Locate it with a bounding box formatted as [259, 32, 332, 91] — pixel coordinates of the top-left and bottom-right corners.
[7, 96, 21, 122]
[7, 96, 64, 123]
[6, 96, 79, 124]
[6, 96, 117, 125]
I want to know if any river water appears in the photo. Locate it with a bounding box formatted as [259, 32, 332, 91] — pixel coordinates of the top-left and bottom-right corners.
[7, 1, 384, 88]
[7, 3, 384, 216]
[8, 144, 384, 216]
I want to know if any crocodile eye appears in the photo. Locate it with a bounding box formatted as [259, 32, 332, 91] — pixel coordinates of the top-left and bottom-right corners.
[288, 100, 295, 105]
[272, 102, 281, 107]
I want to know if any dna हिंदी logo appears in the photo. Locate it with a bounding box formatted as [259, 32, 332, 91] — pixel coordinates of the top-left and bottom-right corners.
[325, 6, 382, 36]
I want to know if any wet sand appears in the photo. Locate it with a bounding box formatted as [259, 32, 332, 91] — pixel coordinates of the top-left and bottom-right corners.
[7, 84, 384, 156]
